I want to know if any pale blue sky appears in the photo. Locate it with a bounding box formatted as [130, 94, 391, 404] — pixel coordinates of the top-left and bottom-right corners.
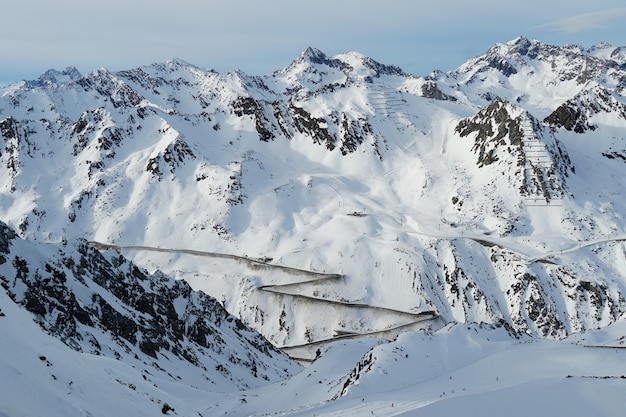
[2, 1, 626, 85]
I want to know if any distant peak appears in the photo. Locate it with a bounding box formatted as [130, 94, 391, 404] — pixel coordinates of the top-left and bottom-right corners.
[303, 46, 324, 56]
[164, 58, 196, 69]
[275, 47, 345, 76]
[590, 41, 612, 50]
[505, 36, 531, 46]
[142, 58, 203, 74]
[492, 37, 543, 56]
[510, 36, 541, 45]
[297, 47, 332, 65]
[26, 66, 82, 88]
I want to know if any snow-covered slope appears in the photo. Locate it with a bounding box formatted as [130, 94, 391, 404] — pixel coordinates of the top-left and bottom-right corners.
[433, 36, 626, 117]
[0, 221, 297, 416]
[2, 38, 626, 349]
[208, 322, 626, 416]
[1, 37, 626, 415]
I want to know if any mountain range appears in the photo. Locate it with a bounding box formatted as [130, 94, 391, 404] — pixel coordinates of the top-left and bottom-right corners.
[1, 37, 626, 416]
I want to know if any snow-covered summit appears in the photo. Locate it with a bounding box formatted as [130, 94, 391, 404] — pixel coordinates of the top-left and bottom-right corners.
[24, 66, 82, 88]
[270, 47, 408, 95]
[436, 37, 626, 117]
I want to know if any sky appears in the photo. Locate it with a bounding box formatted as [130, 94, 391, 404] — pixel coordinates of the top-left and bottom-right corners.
[1, 1, 626, 86]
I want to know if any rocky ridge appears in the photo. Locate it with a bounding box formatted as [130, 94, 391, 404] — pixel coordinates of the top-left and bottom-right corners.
[0, 221, 297, 389]
[0, 37, 626, 354]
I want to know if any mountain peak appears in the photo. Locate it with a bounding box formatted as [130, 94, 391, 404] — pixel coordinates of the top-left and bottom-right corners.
[506, 36, 542, 55]
[156, 57, 204, 73]
[300, 46, 330, 64]
[279, 47, 343, 74]
[482, 37, 549, 62]
[2, 37, 626, 416]
[25, 66, 82, 88]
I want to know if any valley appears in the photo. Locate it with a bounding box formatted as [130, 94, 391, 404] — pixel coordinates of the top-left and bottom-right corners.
[1, 36, 626, 415]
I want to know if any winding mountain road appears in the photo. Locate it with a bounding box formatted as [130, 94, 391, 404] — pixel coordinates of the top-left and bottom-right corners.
[90, 241, 439, 361]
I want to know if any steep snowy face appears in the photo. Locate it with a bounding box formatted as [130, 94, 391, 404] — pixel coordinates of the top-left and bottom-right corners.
[0, 39, 626, 353]
[270, 47, 407, 96]
[0, 221, 297, 388]
[0, 220, 299, 416]
[436, 37, 626, 117]
[24, 66, 82, 88]
[455, 98, 572, 204]
[270, 47, 350, 95]
[544, 86, 626, 132]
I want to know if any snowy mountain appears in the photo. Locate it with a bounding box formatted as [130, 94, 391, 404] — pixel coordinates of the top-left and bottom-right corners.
[1, 37, 626, 415]
[0, 220, 297, 416]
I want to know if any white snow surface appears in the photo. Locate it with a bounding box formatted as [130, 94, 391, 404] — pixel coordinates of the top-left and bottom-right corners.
[1, 37, 626, 415]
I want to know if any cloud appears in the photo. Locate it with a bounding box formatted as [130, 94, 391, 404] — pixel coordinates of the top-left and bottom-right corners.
[538, 8, 626, 34]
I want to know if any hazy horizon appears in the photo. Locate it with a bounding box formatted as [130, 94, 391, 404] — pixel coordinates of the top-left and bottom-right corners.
[2, 1, 626, 86]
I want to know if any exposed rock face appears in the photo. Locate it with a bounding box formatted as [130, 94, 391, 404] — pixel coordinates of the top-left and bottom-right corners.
[457, 37, 620, 84]
[0, 221, 295, 387]
[455, 98, 573, 202]
[0, 40, 626, 352]
[24, 66, 82, 88]
[146, 136, 196, 179]
[456, 98, 524, 168]
[420, 81, 456, 101]
[544, 87, 626, 132]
